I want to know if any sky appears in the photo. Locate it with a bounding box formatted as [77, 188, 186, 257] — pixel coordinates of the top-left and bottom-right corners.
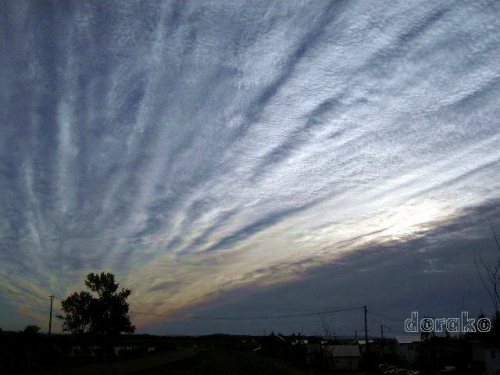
[1, 0, 500, 337]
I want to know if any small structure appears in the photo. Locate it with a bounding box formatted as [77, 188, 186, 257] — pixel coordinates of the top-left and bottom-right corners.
[471, 342, 500, 375]
[357, 338, 375, 355]
[395, 335, 420, 363]
[305, 343, 321, 365]
[325, 344, 361, 370]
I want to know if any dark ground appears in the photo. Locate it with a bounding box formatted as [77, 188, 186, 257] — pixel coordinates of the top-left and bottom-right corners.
[132, 349, 361, 375]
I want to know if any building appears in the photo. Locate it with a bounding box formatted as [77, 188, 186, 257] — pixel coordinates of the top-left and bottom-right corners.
[395, 336, 420, 363]
[305, 343, 321, 365]
[471, 342, 500, 375]
[325, 344, 361, 370]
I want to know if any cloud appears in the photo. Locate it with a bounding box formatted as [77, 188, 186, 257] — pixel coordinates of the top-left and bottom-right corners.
[1, 0, 500, 332]
[156, 200, 500, 335]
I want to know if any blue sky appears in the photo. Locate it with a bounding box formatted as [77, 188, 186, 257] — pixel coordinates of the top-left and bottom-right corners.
[1, 0, 500, 336]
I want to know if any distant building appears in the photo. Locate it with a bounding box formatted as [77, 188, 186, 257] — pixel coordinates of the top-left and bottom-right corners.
[395, 336, 420, 363]
[471, 342, 500, 375]
[305, 343, 321, 365]
[325, 344, 361, 370]
[356, 338, 375, 354]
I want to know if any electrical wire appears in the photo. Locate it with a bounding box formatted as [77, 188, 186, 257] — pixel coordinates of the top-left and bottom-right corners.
[130, 306, 365, 320]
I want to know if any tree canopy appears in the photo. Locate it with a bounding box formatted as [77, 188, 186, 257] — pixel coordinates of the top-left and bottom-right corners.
[23, 324, 41, 335]
[57, 272, 135, 339]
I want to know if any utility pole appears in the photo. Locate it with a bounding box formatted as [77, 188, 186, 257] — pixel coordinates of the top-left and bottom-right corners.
[381, 325, 389, 358]
[364, 305, 368, 347]
[48, 295, 54, 336]
[363, 305, 371, 370]
[381, 324, 390, 342]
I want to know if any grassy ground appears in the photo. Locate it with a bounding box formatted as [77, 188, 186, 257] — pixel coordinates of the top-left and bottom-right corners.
[9, 348, 368, 375]
[132, 349, 332, 375]
[13, 346, 198, 375]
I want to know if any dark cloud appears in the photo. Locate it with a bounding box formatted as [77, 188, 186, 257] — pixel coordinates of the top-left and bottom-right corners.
[163, 200, 500, 336]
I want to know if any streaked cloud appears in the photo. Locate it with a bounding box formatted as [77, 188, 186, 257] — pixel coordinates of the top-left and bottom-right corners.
[1, 0, 499, 332]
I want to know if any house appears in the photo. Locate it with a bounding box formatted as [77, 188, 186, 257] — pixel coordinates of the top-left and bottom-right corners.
[471, 342, 500, 375]
[236, 338, 259, 351]
[356, 338, 375, 355]
[395, 335, 420, 363]
[355, 338, 397, 360]
[376, 338, 398, 360]
[305, 343, 321, 365]
[260, 333, 289, 357]
[325, 344, 361, 370]
[292, 339, 308, 346]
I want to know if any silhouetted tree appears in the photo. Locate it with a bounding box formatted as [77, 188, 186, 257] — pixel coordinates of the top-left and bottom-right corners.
[475, 220, 500, 340]
[475, 221, 500, 313]
[57, 272, 135, 355]
[23, 324, 41, 335]
[84, 272, 135, 338]
[320, 312, 335, 340]
[57, 290, 93, 336]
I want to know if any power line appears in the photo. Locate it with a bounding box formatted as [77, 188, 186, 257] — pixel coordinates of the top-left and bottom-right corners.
[130, 306, 365, 321]
[369, 308, 403, 324]
[146, 318, 324, 327]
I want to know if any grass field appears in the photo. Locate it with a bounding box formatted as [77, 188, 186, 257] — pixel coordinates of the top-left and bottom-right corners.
[17, 346, 199, 375]
[16, 347, 367, 375]
[132, 349, 326, 375]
